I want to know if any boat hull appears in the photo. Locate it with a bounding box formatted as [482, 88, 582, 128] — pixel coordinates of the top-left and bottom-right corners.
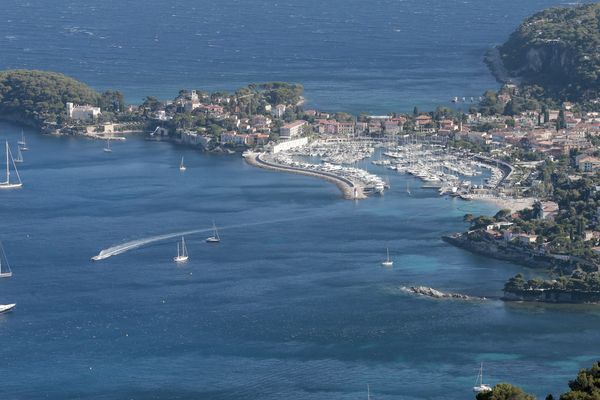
[0, 303, 16, 314]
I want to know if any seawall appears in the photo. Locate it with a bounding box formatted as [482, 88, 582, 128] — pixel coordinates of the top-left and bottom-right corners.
[243, 151, 366, 200]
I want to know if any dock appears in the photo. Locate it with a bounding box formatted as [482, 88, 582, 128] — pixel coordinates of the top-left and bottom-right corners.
[243, 151, 366, 200]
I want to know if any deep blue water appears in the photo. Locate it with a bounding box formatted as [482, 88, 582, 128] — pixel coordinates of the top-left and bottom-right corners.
[1, 124, 600, 399]
[0, 0, 595, 113]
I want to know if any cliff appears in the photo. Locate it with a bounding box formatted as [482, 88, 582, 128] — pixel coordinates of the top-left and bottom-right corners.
[491, 3, 600, 101]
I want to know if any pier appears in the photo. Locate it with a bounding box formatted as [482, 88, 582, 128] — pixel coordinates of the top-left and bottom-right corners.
[244, 151, 366, 200]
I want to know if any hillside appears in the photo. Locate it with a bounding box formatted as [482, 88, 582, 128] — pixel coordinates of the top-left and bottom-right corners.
[0, 70, 100, 126]
[495, 2, 600, 101]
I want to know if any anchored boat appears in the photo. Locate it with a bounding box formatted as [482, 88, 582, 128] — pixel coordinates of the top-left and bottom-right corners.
[0, 141, 22, 189]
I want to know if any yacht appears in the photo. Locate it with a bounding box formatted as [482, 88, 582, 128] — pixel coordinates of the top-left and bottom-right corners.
[206, 222, 220, 243]
[473, 363, 492, 394]
[103, 138, 112, 153]
[179, 156, 186, 171]
[0, 141, 22, 189]
[173, 236, 189, 263]
[18, 129, 28, 151]
[0, 242, 16, 314]
[381, 248, 393, 267]
[14, 146, 23, 163]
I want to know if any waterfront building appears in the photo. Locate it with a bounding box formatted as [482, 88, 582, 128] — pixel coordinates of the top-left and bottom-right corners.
[67, 102, 101, 121]
[337, 122, 355, 136]
[279, 120, 307, 139]
[221, 131, 251, 146]
[415, 115, 433, 127]
[272, 137, 309, 154]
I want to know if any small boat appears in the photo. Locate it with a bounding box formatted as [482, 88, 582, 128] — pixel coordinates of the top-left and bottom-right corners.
[14, 146, 23, 163]
[179, 156, 186, 171]
[0, 242, 16, 314]
[103, 138, 112, 153]
[367, 384, 372, 400]
[173, 236, 189, 263]
[0, 141, 23, 189]
[473, 362, 492, 394]
[206, 222, 220, 243]
[381, 248, 393, 267]
[18, 130, 28, 151]
[406, 181, 411, 196]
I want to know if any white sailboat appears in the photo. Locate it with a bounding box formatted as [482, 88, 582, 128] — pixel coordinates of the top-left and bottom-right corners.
[406, 181, 411, 196]
[14, 146, 23, 163]
[173, 236, 189, 263]
[206, 221, 221, 243]
[179, 156, 186, 171]
[473, 362, 492, 394]
[381, 247, 393, 267]
[367, 384, 372, 400]
[103, 138, 112, 153]
[0, 141, 23, 189]
[18, 130, 28, 151]
[0, 242, 16, 314]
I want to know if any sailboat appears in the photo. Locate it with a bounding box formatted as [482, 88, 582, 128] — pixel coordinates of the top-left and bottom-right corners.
[367, 384, 372, 400]
[206, 221, 221, 243]
[473, 363, 492, 393]
[14, 146, 23, 163]
[173, 236, 189, 263]
[0, 141, 23, 189]
[406, 181, 411, 196]
[103, 138, 112, 153]
[381, 248, 393, 267]
[179, 156, 186, 171]
[18, 130, 28, 151]
[0, 242, 16, 314]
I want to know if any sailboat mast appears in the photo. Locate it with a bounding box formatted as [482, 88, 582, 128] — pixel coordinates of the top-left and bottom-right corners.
[5, 141, 9, 183]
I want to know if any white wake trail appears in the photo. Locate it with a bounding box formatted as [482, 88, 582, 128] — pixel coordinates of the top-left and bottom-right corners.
[91, 215, 315, 261]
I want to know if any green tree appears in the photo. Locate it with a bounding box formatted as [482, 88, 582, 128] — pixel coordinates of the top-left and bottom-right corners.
[477, 383, 536, 400]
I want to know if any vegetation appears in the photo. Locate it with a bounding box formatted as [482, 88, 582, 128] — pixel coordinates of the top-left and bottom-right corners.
[498, 3, 600, 101]
[476, 383, 536, 400]
[0, 69, 101, 125]
[473, 361, 600, 400]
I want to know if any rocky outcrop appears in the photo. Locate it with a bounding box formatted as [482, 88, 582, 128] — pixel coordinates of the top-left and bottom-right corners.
[401, 286, 485, 301]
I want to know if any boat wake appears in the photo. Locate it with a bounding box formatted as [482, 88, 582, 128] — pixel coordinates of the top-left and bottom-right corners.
[91, 216, 312, 261]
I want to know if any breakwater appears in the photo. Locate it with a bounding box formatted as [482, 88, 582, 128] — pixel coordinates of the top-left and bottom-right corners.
[243, 151, 366, 200]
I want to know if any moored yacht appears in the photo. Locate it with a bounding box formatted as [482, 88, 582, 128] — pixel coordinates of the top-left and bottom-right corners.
[381, 248, 393, 267]
[0, 242, 15, 314]
[0, 141, 22, 189]
[473, 362, 492, 394]
[173, 236, 189, 263]
[206, 222, 220, 243]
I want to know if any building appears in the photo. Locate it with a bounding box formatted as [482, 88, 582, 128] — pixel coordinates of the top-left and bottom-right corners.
[336, 122, 355, 136]
[415, 115, 433, 127]
[576, 155, 600, 172]
[67, 102, 101, 121]
[279, 120, 307, 139]
[272, 137, 309, 154]
[272, 104, 287, 118]
[220, 132, 251, 146]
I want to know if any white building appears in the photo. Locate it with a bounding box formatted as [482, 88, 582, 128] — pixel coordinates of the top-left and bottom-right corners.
[67, 102, 101, 121]
[272, 137, 309, 154]
[279, 120, 307, 139]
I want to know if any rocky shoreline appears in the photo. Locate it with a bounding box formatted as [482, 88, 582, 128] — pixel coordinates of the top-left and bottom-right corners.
[401, 286, 486, 301]
[441, 233, 574, 270]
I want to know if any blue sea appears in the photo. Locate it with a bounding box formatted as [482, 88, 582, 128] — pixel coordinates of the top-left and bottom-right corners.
[2, 1, 600, 399]
[0, 0, 595, 113]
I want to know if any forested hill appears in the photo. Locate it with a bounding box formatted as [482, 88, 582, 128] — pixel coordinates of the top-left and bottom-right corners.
[0, 70, 100, 126]
[496, 2, 600, 101]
